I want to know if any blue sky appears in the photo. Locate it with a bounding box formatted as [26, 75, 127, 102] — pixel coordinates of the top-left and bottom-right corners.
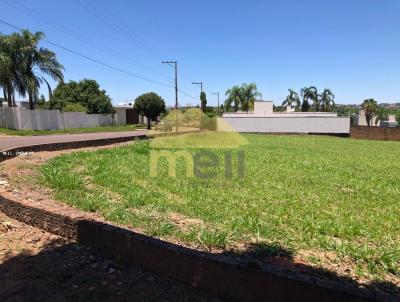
[0, 0, 399, 106]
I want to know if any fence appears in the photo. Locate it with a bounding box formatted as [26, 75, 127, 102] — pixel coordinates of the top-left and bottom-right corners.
[350, 126, 400, 141]
[0, 107, 115, 130]
[220, 116, 350, 134]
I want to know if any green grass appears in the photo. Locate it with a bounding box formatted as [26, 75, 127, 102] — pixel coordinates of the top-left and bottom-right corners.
[39, 134, 400, 280]
[0, 124, 144, 136]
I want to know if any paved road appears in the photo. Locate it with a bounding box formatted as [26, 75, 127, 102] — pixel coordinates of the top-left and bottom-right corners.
[0, 130, 147, 151]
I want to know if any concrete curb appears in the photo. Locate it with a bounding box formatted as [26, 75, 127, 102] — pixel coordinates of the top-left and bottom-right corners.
[0, 134, 147, 162]
[0, 195, 379, 302]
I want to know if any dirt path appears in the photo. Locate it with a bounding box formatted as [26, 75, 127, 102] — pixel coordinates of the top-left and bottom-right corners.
[0, 211, 222, 302]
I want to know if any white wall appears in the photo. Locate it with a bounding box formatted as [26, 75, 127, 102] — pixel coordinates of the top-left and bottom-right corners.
[0, 107, 116, 130]
[113, 107, 127, 125]
[219, 117, 350, 134]
[254, 101, 273, 116]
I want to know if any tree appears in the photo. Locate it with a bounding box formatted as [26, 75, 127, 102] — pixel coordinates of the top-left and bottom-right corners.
[225, 83, 261, 112]
[361, 98, 378, 127]
[374, 106, 388, 126]
[224, 85, 241, 112]
[134, 92, 166, 129]
[396, 112, 400, 126]
[16, 30, 64, 110]
[200, 91, 207, 112]
[301, 86, 319, 112]
[0, 33, 19, 107]
[0, 30, 63, 109]
[241, 83, 262, 112]
[319, 89, 335, 112]
[282, 89, 301, 109]
[49, 79, 113, 113]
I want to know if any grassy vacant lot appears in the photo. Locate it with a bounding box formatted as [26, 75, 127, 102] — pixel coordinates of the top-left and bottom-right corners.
[40, 134, 400, 281]
[0, 124, 142, 136]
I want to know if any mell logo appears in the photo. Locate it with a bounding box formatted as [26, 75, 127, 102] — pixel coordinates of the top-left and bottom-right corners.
[148, 109, 247, 179]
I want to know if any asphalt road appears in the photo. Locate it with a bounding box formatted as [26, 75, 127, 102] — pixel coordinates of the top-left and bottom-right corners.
[0, 130, 147, 151]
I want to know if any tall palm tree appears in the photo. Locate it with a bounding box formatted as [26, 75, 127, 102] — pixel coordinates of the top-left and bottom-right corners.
[225, 83, 262, 112]
[374, 106, 388, 126]
[0, 34, 19, 107]
[241, 83, 262, 112]
[319, 88, 335, 112]
[225, 85, 242, 112]
[282, 89, 301, 109]
[16, 30, 64, 110]
[300, 86, 318, 112]
[361, 98, 377, 127]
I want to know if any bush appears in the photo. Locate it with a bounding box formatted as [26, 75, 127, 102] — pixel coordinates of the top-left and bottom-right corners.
[200, 115, 217, 130]
[62, 102, 87, 112]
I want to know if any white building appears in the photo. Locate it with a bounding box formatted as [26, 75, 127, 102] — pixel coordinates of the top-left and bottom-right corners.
[221, 101, 350, 134]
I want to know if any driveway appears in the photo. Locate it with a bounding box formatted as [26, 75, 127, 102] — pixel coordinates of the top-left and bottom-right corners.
[0, 130, 147, 152]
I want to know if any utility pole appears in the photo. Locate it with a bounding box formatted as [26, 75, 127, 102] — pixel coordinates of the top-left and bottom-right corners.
[162, 60, 178, 133]
[212, 92, 220, 115]
[192, 82, 203, 108]
[192, 81, 203, 93]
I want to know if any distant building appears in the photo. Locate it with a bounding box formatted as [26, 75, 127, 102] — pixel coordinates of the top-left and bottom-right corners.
[354, 110, 397, 127]
[223, 101, 338, 118]
[1, 100, 31, 109]
[113, 103, 145, 125]
[221, 101, 349, 134]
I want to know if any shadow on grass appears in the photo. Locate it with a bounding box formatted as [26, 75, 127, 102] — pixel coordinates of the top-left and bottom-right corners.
[0, 190, 398, 302]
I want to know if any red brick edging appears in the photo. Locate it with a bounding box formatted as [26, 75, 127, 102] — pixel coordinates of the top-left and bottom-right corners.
[0, 195, 377, 302]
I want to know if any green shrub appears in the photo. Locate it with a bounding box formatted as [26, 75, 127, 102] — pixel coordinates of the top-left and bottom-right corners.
[62, 102, 87, 113]
[200, 115, 217, 130]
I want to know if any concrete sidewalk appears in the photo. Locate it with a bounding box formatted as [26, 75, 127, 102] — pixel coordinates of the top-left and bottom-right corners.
[0, 130, 147, 152]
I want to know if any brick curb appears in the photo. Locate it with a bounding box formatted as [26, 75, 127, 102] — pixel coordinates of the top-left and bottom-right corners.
[0, 195, 380, 302]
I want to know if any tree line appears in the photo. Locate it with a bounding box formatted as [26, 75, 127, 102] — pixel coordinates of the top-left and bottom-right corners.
[282, 87, 335, 112]
[224, 83, 262, 112]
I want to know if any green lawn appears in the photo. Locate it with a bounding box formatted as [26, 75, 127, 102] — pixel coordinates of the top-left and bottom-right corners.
[0, 124, 144, 136]
[39, 134, 400, 281]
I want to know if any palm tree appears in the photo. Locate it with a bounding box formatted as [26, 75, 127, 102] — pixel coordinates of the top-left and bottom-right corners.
[240, 83, 262, 112]
[361, 98, 378, 127]
[225, 85, 242, 112]
[282, 89, 301, 109]
[300, 86, 318, 112]
[225, 83, 261, 112]
[16, 30, 64, 110]
[374, 106, 388, 126]
[0, 34, 19, 107]
[319, 88, 335, 112]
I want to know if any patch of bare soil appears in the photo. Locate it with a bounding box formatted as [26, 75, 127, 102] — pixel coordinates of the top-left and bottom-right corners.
[0, 210, 222, 301]
[0, 143, 399, 301]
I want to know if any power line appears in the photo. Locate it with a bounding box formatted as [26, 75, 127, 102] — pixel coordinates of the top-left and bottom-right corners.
[0, 19, 199, 101]
[3, 0, 177, 87]
[74, 0, 200, 96]
[192, 81, 203, 93]
[75, 0, 152, 56]
[2, 0, 118, 57]
[0, 19, 172, 88]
